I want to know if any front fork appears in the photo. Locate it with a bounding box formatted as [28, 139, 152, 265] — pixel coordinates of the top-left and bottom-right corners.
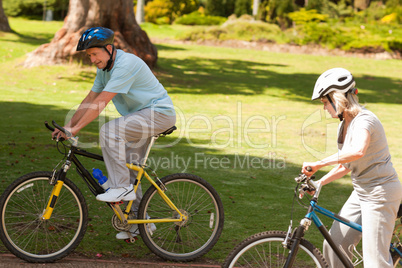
[283, 218, 311, 268]
[41, 160, 70, 220]
[41, 180, 64, 220]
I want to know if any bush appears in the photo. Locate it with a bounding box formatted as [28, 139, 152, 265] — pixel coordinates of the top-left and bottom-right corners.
[235, 0, 252, 17]
[291, 22, 344, 47]
[205, 0, 236, 17]
[388, 39, 402, 53]
[3, 0, 68, 20]
[288, 20, 402, 53]
[145, 0, 199, 24]
[181, 17, 288, 43]
[175, 11, 227, 25]
[288, 8, 328, 25]
[144, 0, 174, 24]
[222, 19, 284, 42]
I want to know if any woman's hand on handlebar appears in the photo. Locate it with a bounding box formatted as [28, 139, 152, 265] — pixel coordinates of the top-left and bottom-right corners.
[302, 162, 320, 176]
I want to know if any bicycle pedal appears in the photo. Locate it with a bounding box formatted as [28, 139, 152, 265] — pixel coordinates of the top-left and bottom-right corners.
[124, 237, 138, 244]
[110, 201, 124, 205]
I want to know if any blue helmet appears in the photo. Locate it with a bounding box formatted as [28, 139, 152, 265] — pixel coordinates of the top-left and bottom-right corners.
[77, 27, 114, 51]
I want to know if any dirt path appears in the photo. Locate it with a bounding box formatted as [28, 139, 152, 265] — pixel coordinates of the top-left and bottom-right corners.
[0, 253, 221, 268]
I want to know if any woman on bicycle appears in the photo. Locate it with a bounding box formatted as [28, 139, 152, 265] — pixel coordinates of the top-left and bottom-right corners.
[302, 67, 402, 268]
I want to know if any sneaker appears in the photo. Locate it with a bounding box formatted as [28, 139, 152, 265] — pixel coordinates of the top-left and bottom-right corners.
[116, 223, 157, 240]
[96, 184, 136, 202]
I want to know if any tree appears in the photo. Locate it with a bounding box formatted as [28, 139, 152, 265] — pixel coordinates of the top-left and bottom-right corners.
[0, 0, 11, 32]
[235, 0, 252, 16]
[267, 0, 294, 28]
[354, 0, 371, 10]
[206, 0, 235, 17]
[24, 0, 157, 69]
[136, 0, 145, 24]
[253, 0, 260, 18]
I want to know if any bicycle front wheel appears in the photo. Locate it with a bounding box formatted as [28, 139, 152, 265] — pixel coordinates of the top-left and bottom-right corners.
[223, 231, 327, 268]
[0, 171, 88, 263]
[138, 173, 224, 261]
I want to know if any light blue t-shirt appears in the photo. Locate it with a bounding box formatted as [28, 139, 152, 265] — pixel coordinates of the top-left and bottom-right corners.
[91, 49, 175, 117]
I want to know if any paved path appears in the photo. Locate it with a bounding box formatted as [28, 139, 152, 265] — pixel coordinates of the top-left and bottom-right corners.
[0, 253, 221, 268]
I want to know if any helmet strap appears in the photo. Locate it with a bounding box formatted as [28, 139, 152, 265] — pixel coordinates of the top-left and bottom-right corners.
[103, 45, 115, 72]
[327, 95, 344, 121]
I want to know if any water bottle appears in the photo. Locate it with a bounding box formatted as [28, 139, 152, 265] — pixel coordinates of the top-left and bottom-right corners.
[92, 168, 110, 191]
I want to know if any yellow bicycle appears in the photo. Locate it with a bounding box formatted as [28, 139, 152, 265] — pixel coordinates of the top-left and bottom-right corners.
[0, 121, 224, 263]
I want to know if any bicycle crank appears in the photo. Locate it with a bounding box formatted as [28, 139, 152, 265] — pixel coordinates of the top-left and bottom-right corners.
[111, 211, 136, 232]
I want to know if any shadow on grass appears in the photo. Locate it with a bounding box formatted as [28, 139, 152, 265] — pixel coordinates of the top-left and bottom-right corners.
[155, 56, 402, 104]
[2, 31, 55, 46]
[62, 70, 97, 83]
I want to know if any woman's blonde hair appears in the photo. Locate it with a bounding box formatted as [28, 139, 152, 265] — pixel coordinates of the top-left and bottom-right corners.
[324, 91, 362, 118]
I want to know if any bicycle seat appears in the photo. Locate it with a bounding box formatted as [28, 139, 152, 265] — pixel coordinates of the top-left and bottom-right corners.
[158, 126, 177, 137]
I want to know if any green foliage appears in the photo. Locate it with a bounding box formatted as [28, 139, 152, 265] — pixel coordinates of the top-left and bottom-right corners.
[182, 17, 287, 43]
[266, 0, 294, 28]
[291, 22, 343, 48]
[288, 8, 328, 25]
[288, 20, 402, 53]
[175, 11, 227, 25]
[3, 0, 68, 20]
[205, 0, 235, 17]
[388, 39, 402, 53]
[323, 0, 354, 19]
[354, 2, 388, 22]
[144, 0, 199, 24]
[234, 0, 252, 17]
[305, 0, 329, 13]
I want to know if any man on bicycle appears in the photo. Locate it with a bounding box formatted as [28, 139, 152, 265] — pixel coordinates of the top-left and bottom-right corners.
[52, 27, 176, 239]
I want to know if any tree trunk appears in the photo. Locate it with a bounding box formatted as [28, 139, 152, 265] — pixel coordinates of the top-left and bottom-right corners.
[0, 0, 11, 32]
[253, 0, 260, 18]
[354, 0, 371, 11]
[24, 0, 157, 69]
[136, 0, 145, 24]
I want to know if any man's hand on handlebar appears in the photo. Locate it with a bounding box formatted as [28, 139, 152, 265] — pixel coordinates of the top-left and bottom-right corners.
[47, 121, 74, 141]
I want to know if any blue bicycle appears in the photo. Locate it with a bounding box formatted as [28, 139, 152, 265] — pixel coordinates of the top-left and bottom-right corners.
[223, 171, 402, 267]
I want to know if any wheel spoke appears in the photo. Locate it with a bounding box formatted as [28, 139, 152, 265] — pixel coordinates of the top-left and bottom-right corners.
[223, 231, 326, 268]
[138, 174, 223, 261]
[0, 173, 87, 262]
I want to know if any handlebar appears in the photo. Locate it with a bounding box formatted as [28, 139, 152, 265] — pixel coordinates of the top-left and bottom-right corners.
[45, 121, 77, 145]
[294, 170, 321, 200]
[45, 121, 72, 137]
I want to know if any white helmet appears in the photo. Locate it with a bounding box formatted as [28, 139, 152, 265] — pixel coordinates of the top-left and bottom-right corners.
[312, 68, 356, 100]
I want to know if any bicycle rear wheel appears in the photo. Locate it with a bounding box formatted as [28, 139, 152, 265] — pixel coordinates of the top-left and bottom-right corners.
[138, 173, 224, 261]
[0, 171, 88, 263]
[223, 231, 327, 268]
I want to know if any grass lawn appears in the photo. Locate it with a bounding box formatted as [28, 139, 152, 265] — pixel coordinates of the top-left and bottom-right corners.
[0, 18, 401, 264]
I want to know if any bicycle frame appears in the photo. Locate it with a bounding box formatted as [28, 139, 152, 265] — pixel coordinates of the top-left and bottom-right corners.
[285, 176, 402, 268]
[41, 137, 186, 225]
[303, 199, 359, 268]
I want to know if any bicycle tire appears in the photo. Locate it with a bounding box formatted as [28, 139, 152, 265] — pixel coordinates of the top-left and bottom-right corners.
[0, 171, 88, 263]
[138, 173, 224, 261]
[223, 231, 328, 268]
